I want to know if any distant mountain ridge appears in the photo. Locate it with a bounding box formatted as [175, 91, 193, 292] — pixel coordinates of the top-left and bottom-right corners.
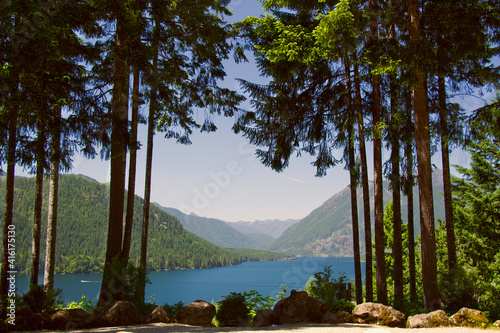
[267, 169, 446, 257]
[153, 205, 298, 250]
[154, 170, 445, 257]
[229, 219, 300, 239]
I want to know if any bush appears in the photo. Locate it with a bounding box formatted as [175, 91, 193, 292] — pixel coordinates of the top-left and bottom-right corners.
[439, 267, 479, 313]
[163, 301, 184, 318]
[304, 265, 355, 313]
[18, 284, 64, 313]
[242, 290, 276, 318]
[215, 292, 251, 327]
[64, 295, 96, 313]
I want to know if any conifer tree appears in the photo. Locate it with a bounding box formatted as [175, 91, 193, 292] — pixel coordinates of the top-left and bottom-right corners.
[424, 0, 498, 272]
[137, 0, 243, 301]
[408, 0, 440, 310]
[451, 98, 500, 316]
[236, 0, 367, 302]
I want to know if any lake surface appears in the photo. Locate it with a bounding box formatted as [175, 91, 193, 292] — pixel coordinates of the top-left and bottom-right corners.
[17, 257, 364, 306]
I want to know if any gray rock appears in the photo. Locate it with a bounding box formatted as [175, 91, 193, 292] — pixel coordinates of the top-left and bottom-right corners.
[144, 305, 170, 324]
[272, 289, 330, 324]
[406, 310, 451, 328]
[47, 308, 91, 330]
[92, 301, 141, 327]
[3, 308, 49, 331]
[321, 310, 352, 324]
[450, 307, 489, 328]
[252, 309, 274, 327]
[352, 302, 406, 328]
[172, 300, 216, 326]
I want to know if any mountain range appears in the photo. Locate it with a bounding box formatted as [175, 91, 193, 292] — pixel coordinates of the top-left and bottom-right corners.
[268, 169, 445, 256]
[153, 204, 299, 250]
[0, 174, 288, 275]
[156, 169, 446, 257]
[1, 168, 447, 275]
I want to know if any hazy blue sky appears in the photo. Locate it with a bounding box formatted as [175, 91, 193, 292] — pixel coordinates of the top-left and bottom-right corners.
[17, 0, 481, 222]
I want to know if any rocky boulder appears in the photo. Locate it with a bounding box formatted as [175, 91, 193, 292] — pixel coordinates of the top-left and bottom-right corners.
[47, 308, 91, 330]
[172, 300, 216, 326]
[493, 320, 500, 328]
[352, 302, 406, 328]
[321, 311, 352, 324]
[3, 308, 49, 331]
[272, 289, 330, 324]
[450, 307, 489, 328]
[406, 310, 451, 328]
[144, 305, 170, 324]
[92, 301, 141, 327]
[321, 310, 353, 324]
[252, 309, 274, 327]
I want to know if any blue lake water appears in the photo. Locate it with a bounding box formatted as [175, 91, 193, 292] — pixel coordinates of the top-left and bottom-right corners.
[17, 257, 364, 306]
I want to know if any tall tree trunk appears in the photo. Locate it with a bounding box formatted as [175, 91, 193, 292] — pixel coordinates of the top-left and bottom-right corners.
[30, 126, 45, 288]
[1, 69, 19, 314]
[354, 60, 373, 302]
[345, 55, 363, 304]
[99, 16, 130, 305]
[122, 67, 140, 263]
[388, 0, 403, 309]
[438, 75, 457, 270]
[369, 0, 387, 305]
[140, 19, 159, 302]
[408, 0, 441, 310]
[390, 81, 404, 308]
[404, 93, 417, 303]
[349, 129, 363, 304]
[44, 108, 61, 292]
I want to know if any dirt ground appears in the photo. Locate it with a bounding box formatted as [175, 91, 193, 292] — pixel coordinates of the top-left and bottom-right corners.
[37, 323, 499, 333]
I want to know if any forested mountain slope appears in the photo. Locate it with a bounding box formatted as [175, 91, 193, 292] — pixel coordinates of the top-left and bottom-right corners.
[268, 169, 445, 256]
[154, 205, 274, 249]
[0, 174, 287, 275]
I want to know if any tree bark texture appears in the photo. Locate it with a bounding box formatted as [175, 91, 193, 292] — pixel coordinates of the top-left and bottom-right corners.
[44, 108, 61, 292]
[30, 141, 45, 288]
[140, 19, 159, 302]
[1, 69, 19, 314]
[354, 60, 373, 302]
[408, 0, 441, 310]
[345, 56, 363, 304]
[100, 16, 129, 305]
[388, 0, 403, 308]
[369, 0, 387, 305]
[405, 112, 417, 303]
[438, 75, 457, 270]
[122, 67, 140, 262]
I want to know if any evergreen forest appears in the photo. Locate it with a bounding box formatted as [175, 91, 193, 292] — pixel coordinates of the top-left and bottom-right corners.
[1, 0, 499, 321]
[0, 174, 288, 274]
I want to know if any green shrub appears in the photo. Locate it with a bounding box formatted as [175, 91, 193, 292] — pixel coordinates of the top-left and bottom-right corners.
[18, 284, 64, 313]
[163, 301, 184, 318]
[63, 295, 96, 313]
[275, 283, 288, 301]
[242, 290, 276, 318]
[215, 292, 251, 327]
[107, 259, 154, 316]
[438, 267, 479, 313]
[304, 265, 355, 313]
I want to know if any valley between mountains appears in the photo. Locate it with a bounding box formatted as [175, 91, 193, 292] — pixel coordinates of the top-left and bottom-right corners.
[156, 168, 445, 257]
[0, 169, 444, 275]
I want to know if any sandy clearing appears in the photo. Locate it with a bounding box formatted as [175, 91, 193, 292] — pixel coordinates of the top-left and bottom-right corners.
[36, 323, 498, 333]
